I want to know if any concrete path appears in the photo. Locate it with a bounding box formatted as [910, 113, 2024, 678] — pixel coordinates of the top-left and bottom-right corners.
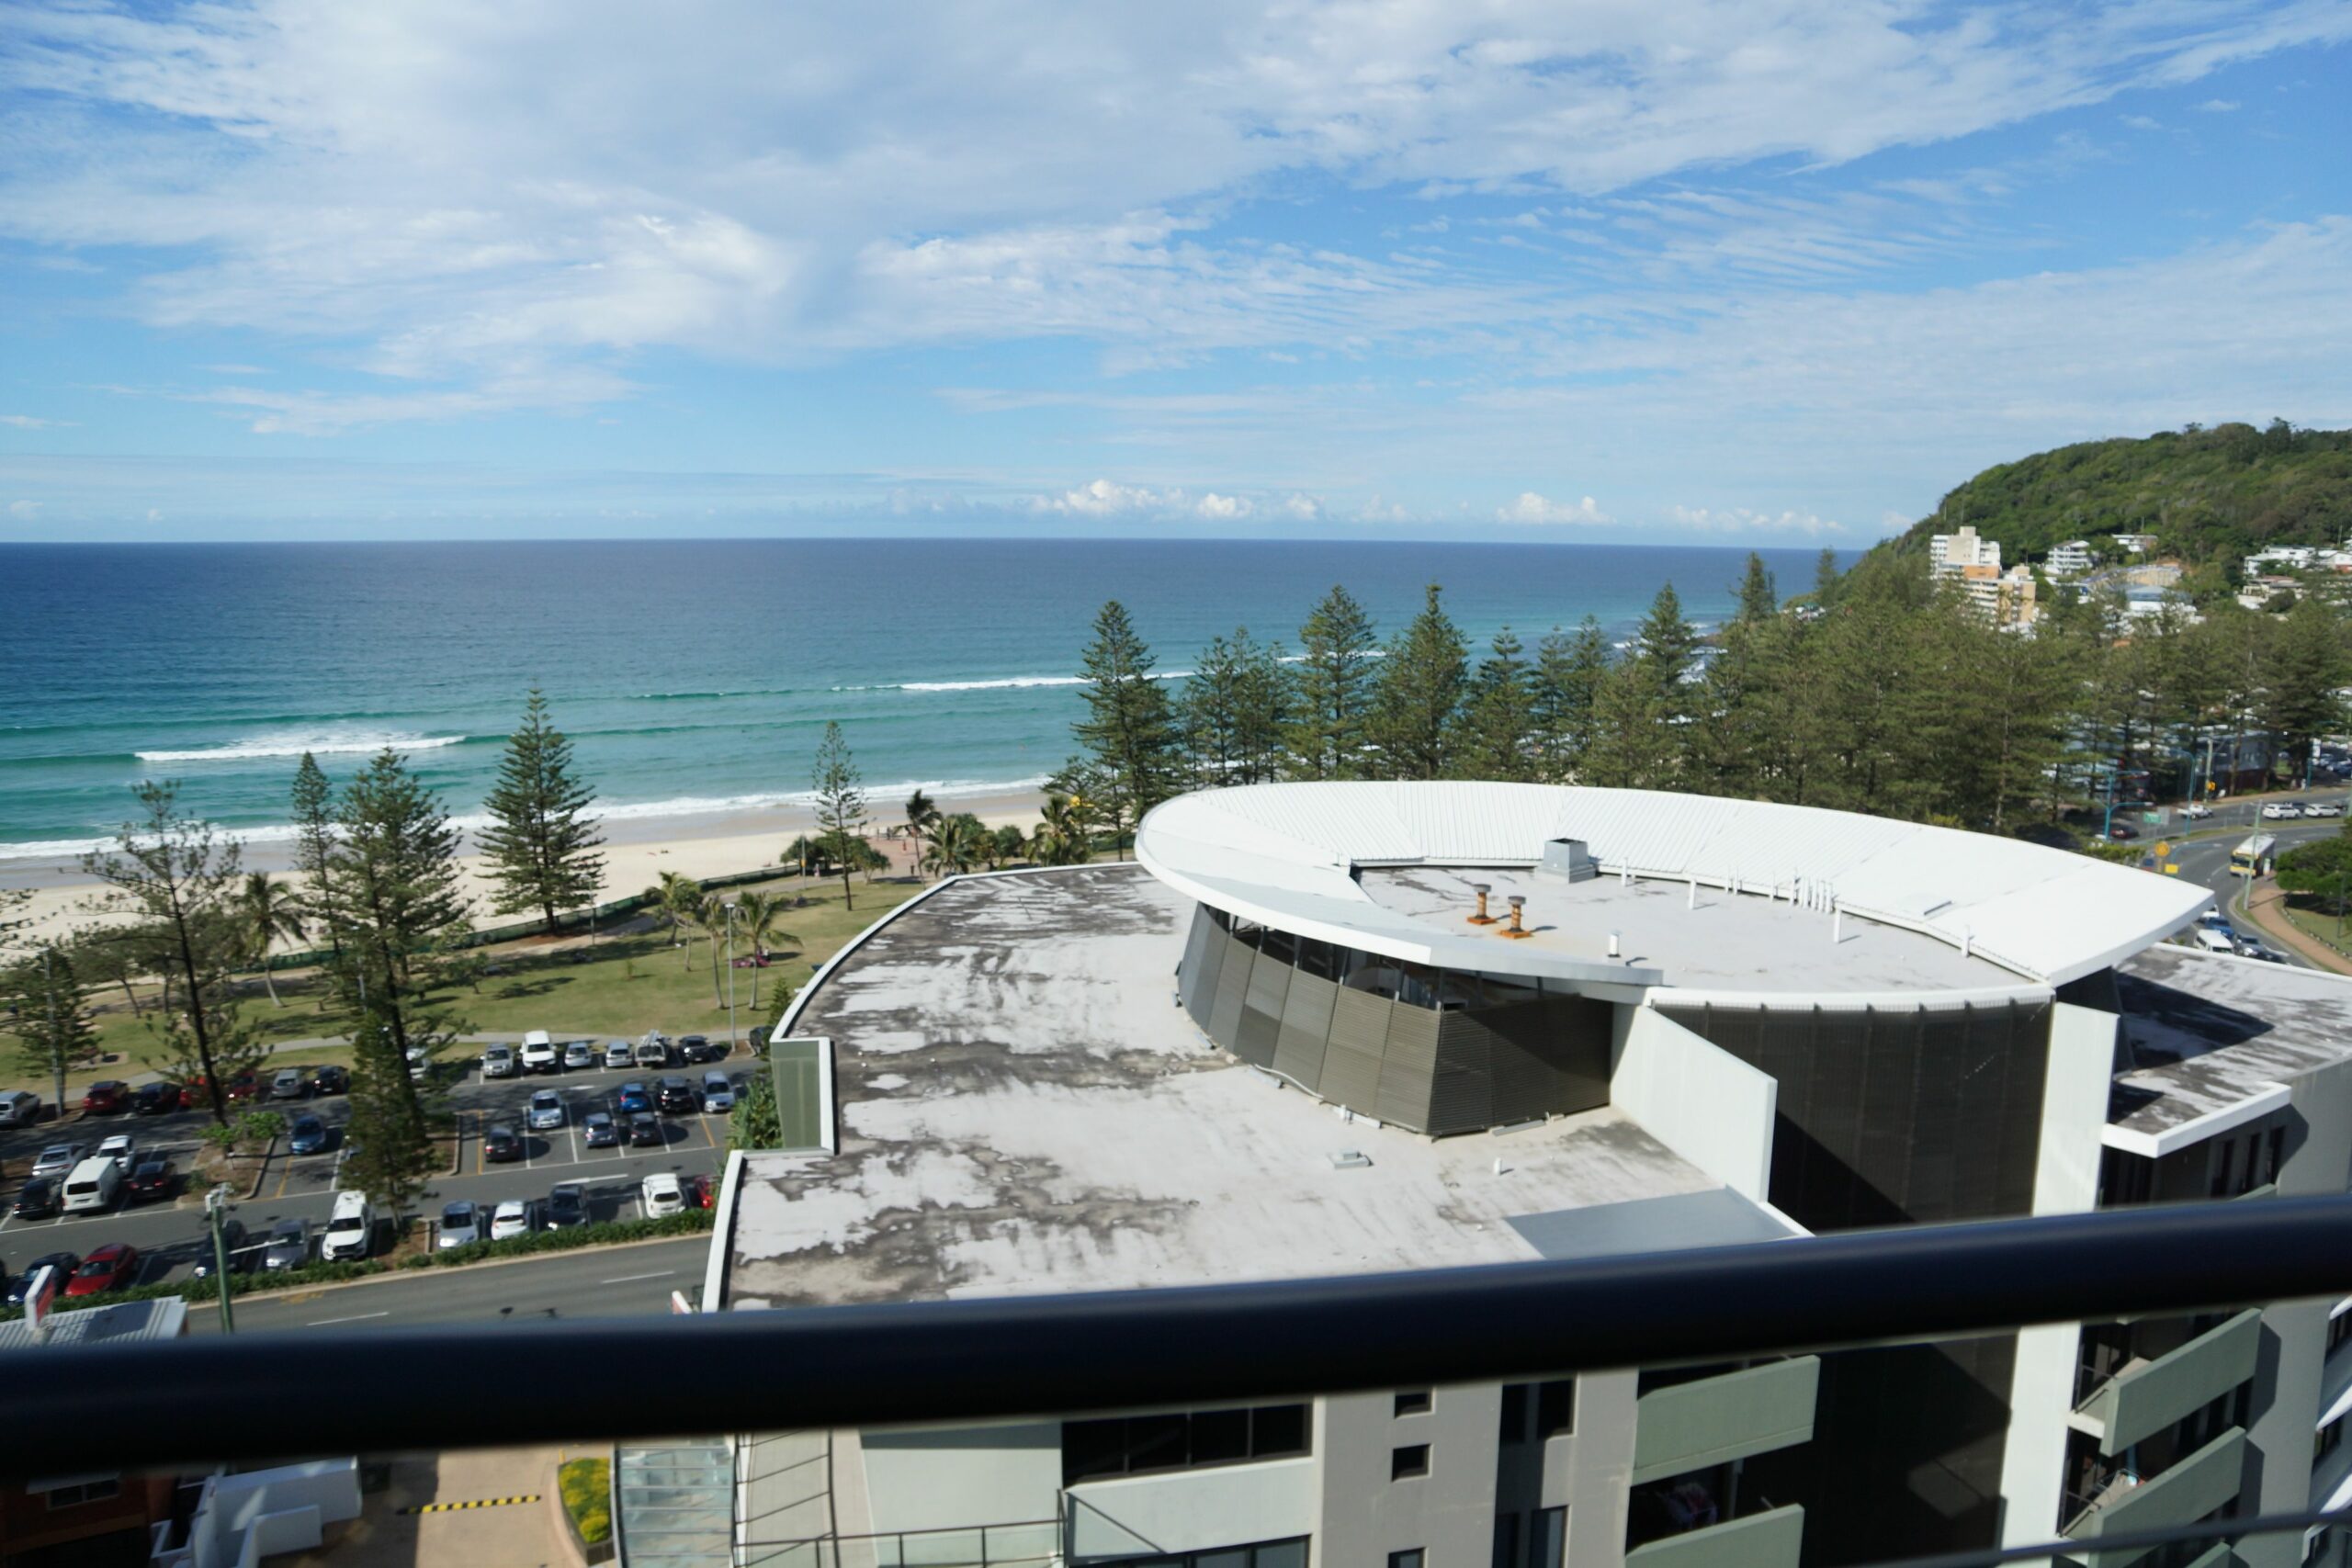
[278, 1446, 567, 1568]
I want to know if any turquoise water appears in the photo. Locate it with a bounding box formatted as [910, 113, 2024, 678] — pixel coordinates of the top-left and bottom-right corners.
[0, 538, 1837, 858]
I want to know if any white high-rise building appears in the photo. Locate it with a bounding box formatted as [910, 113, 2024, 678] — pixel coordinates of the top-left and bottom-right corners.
[1930, 525, 2001, 573]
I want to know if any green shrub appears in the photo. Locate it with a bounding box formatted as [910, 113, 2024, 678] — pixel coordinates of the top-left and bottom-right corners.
[559, 1457, 612, 1546]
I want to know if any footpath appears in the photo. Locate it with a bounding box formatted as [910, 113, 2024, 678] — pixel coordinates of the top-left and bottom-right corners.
[2236, 876, 2352, 976]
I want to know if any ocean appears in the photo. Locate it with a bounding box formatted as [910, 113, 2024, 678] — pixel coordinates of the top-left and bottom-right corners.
[0, 538, 1838, 861]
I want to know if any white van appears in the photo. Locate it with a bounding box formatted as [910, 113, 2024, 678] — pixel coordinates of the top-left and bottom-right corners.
[2192, 927, 2238, 956]
[61, 1155, 122, 1214]
[0, 1090, 40, 1127]
[322, 1190, 376, 1261]
[520, 1030, 558, 1074]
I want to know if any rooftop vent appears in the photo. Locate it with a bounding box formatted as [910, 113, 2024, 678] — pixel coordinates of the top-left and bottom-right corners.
[1329, 1150, 1373, 1169]
[1500, 895, 1532, 940]
[1467, 882, 1498, 925]
[1538, 838, 1599, 883]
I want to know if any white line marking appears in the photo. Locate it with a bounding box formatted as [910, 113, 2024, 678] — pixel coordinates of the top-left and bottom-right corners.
[306, 1310, 390, 1326]
[599, 1269, 675, 1285]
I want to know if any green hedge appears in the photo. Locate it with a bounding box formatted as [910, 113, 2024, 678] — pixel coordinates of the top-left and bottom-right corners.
[559, 1457, 613, 1546]
[399, 1206, 716, 1268]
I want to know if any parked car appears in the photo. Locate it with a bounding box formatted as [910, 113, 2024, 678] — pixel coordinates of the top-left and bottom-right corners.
[483, 1123, 523, 1163]
[12, 1177, 59, 1220]
[603, 1040, 633, 1071]
[481, 1044, 518, 1079]
[640, 1173, 685, 1219]
[2263, 802, 2302, 819]
[29, 1144, 84, 1181]
[527, 1089, 566, 1132]
[225, 1070, 262, 1102]
[2182, 801, 2213, 819]
[270, 1067, 308, 1101]
[682, 1173, 715, 1210]
[125, 1155, 175, 1204]
[288, 1114, 329, 1156]
[0, 1090, 41, 1127]
[655, 1077, 698, 1115]
[678, 1034, 718, 1064]
[634, 1033, 672, 1068]
[2310, 802, 2345, 818]
[546, 1182, 589, 1229]
[701, 1072, 735, 1113]
[82, 1080, 130, 1114]
[261, 1217, 311, 1270]
[582, 1111, 618, 1149]
[5, 1253, 76, 1303]
[627, 1112, 662, 1148]
[489, 1199, 533, 1241]
[62, 1156, 122, 1214]
[66, 1244, 140, 1297]
[322, 1191, 376, 1261]
[521, 1031, 559, 1074]
[616, 1082, 653, 1116]
[562, 1041, 598, 1071]
[95, 1134, 137, 1171]
[405, 1048, 431, 1081]
[191, 1222, 248, 1279]
[131, 1082, 185, 1116]
[309, 1064, 349, 1096]
[2240, 940, 2290, 963]
[438, 1201, 484, 1249]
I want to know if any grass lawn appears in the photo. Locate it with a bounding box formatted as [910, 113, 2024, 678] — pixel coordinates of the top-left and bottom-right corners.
[2275, 897, 2352, 962]
[17, 869, 929, 1100]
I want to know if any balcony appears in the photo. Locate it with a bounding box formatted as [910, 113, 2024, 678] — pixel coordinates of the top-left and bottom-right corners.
[1631, 1357, 1819, 1484]
[2074, 1310, 2261, 1455]
[2064, 1428, 2246, 1568]
[1623, 1503, 1804, 1568]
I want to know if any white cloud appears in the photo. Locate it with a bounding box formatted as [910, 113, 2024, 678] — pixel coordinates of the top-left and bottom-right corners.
[1, 0, 2342, 424]
[1281, 494, 1322, 521]
[1497, 492, 1611, 525]
[1034, 479, 1182, 516]
[7, 500, 40, 518]
[144, 507, 163, 522]
[1194, 492, 1251, 520]
[0, 414, 56, 428]
[1668, 504, 1848, 536]
[2120, 113, 2165, 130]
[2195, 98, 2242, 112]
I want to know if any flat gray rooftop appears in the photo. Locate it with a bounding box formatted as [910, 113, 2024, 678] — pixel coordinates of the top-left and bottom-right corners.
[1362, 864, 2018, 993]
[2112, 944, 2352, 1135]
[724, 865, 1726, 1309]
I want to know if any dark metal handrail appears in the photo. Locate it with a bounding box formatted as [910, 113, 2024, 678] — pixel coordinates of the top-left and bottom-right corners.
[4, 1196, 2351, 1480]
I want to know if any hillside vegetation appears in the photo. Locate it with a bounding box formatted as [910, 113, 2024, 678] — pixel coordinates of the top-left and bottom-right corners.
[1882, 422, 2352, 578]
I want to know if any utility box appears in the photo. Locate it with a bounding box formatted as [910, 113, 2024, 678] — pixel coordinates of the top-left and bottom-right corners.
[1539, 838, 1599, 882]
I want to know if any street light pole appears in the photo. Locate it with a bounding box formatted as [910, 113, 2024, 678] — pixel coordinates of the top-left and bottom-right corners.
[724, 901, 739, 1054]
[205, 1185, 236, 1335]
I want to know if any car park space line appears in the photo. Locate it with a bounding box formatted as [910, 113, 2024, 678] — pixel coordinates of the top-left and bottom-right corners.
[599, 1269, 674, 1285]
[307, 1310, 390, 1326]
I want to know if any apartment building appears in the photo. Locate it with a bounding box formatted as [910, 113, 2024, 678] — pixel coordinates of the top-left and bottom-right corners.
[685, 782, 2350, 1568]
[2047, 540, 2098, 578]
[1930, 525, 2002, 573]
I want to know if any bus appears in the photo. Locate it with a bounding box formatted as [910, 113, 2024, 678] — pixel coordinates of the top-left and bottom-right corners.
[2230, 834, 2277, 877]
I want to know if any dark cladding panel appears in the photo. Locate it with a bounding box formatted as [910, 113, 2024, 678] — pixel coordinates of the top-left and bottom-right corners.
[1375, 1004, 1440, 1130]
[1178, 905, 1221, 1028]
[1208, 931, 1251, 1048]
[1231, 948, 1287, 1067]
[1272, 971, 1336, 1087]
[1430, 1014, 1496, 1135]
[1320, 988, 1390, 1111]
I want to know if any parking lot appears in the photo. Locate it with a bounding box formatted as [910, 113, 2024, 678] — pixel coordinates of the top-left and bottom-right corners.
[0, 1044, 742, 1293]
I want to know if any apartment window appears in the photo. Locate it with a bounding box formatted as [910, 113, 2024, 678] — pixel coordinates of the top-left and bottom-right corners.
[1532, 1506, 1566, 1567]
[2101, 1147, 2154, 1207]
[1498, 1383, 1530, 1444]
[1395, 1390, 1430, 1416]
[40, 1477, 120, 1509]
[1535, 1378, 1575, 1438]
[2211, 1137, 2238, 1199]
[1389, 1552, 1425, 1568]
[1062, 1404, 1310, 1486]
[2318, 1416, 2344, 1466]
[1392, 1444, 1430, 1481]
[1161, 1541, 1307, 1568]
[2332, 1310, 2352, 1358]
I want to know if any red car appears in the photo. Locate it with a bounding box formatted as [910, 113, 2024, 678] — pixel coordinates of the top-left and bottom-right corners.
[81, 1080, 130, 1114]
[682, 1174, 715, 1210]
[64, 1244, 140, 1298]
[225, 1071, 262, 1103]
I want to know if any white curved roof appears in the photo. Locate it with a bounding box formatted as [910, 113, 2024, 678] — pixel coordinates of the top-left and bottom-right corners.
[1136, 782, 2211, 993]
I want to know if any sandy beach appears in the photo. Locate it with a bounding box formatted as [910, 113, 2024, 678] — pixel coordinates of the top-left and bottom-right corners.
[0, 784, 1052, 949]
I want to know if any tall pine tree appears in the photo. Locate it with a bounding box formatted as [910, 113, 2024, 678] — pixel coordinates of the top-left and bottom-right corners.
[289, 750, 342, 956]
[1066, 601, 1184, 854]
[1531, 618, 1611, 781]
[1287, 585, 1378, 779]
[2, 943, 100, 1120]
[1452, 626, 1534, 780]
[1182, 628, 1291, 787]
[479, 687, 606, 931]
[810, 722, 869, 910]
[1369, 584, 1469, 780]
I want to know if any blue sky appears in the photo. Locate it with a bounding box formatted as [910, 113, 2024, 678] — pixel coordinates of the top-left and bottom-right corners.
[1, 1, 2348, 543]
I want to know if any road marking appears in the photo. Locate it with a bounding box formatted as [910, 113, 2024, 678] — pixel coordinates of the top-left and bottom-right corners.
[599, 1269, 676, 1285]
[306, 1309, 390, 1326]
[697, 1115, 718, 1149]
[400, 1495, 539, 1515]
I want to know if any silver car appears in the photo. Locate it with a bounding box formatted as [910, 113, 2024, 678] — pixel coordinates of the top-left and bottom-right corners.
[527, 1089, 566, 1132]
[29, 1143, 84, 1180]
[262, 1217, 311, 1270]
[562, 1040, 598, 1070]
[701, 1072, 735, 1113]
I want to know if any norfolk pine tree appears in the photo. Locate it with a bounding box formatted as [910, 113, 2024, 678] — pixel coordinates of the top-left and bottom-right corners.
[1182, 627, 1289, 786]
[1069, 601, 1185, 853]
[811, 722, 869, 910]
[81, 784, 267, 1125]
[1287, 585, 1378, 779]
[480, 687, 607, 932]
[289, 751, 343, 958]
[1531, 619, 1611, 780]
[1453, 626, 1535, 780]
[1369, 584, 1469, 780]
[2, 942, 101, 1119]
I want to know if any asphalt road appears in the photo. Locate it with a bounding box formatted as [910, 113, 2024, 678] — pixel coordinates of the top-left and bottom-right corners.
[0, 1051, 738, 1297]
[186, 1234, 712, 1335]
[2143, 806, 2346, 969]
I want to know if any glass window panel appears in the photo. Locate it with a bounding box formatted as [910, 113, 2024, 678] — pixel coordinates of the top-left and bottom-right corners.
[1532, 1506, 1566, 1568]
[1498, 1383, 1530, 1444]
[1253, 1543, 1308, 1568]
[1394, 1390, 1431, 1416]
[1251, 1404, 1309, 1458]
[1061, 1417, 1127, 1484]
[1189, 1408, 1250, 1465]
[1391, 1444, 1430, 1480]
[1127, 1414, 1189, 1474]
[1535, 1379, 1574, 1438]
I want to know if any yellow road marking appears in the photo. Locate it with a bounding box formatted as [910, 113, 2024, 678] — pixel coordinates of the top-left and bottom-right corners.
[400, 1495, 541, 1515]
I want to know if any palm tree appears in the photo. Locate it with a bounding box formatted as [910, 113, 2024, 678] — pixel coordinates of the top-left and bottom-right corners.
[236, 871, 307, 1007]
[924, 813, 987, 877]
[992, 825, 1027, 866]
[697, 892, 729, 1007]
[1035, 795, 1089, 865]
[905, 788, 941, 837]
[647, 870, 702, 967]
[731, 890, 797, 1010]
